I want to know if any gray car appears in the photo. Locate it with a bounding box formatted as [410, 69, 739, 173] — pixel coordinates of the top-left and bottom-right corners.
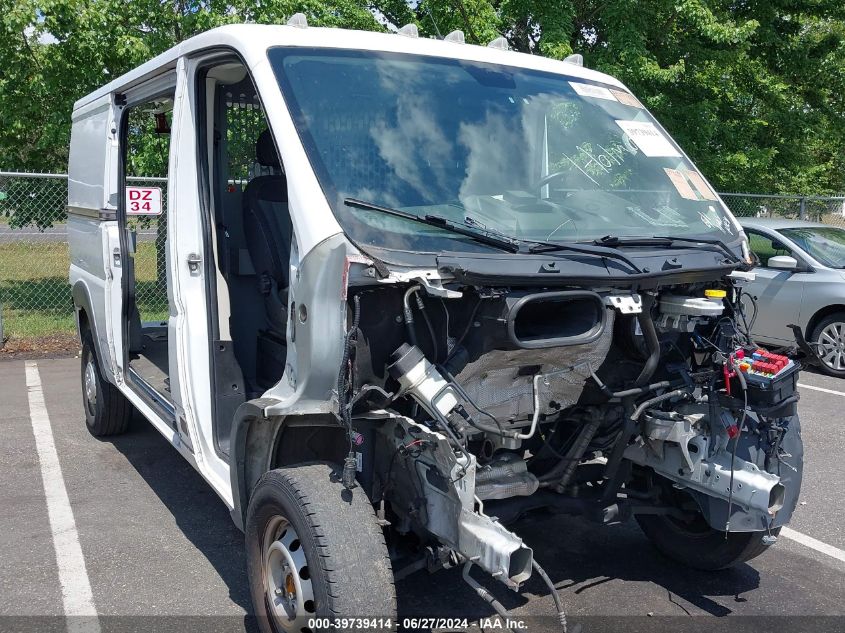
[739, 217, 845, 377]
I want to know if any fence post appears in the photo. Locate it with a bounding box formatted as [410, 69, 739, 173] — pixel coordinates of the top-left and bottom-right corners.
[799, 196, 807, 221]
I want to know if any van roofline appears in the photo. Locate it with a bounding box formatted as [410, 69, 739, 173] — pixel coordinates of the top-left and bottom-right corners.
[73, 23, 627, 111]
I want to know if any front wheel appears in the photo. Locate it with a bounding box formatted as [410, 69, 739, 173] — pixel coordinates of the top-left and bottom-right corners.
[245, 463, 396, 633]
[636, 506, 779, 570]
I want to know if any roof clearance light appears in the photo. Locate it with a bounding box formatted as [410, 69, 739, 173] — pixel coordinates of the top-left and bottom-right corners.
[487, 36, 509, 50]
[564, 53, 584, 67]
[287, 13, 308, 28]
[445, 30, 465, 44]
[398, 23, 419, 38]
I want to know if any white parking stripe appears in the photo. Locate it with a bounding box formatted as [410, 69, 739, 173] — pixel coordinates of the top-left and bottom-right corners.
[25, 362, 101, 633]
[798, 382, 845, 398]
[781, 527, 845, 564]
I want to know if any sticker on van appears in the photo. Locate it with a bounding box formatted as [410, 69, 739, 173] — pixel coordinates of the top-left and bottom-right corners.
[684, 169, 719, 201]
[664, 168, 698, 200]
[569, 81, 618, 101]
[609, 89, 644, 108]
[126, 187, 163, 215]
[614, 120, 681, 157]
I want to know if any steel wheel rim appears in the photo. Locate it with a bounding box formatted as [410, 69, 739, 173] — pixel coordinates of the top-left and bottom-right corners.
[817, 321, 845, 371]
[84, 359, 98, 415]
[262, 516, 315, 631]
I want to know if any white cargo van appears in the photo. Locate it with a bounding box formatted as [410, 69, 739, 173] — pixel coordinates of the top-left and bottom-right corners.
[68, 20, 803, 632]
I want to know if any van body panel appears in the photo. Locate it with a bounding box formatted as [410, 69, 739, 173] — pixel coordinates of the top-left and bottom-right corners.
[68, 97, 114, 211]
[68, 217, 112, 373]
[262, 233, 349, 415]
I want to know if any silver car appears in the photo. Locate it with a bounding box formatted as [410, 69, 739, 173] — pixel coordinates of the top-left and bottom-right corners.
[739, 217, 845, 376]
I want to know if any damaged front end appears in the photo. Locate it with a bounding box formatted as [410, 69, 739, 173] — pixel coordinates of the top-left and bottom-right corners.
[332, 258, 803, 615]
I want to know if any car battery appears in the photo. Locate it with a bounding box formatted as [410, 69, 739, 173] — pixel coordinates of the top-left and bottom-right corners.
[730, 348, 800, 415]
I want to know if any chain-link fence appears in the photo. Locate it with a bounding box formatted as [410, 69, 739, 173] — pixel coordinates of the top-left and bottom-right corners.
[2, 171, 845, 346]
[721, 192, 845, 227]
[0, 171, 167, 345]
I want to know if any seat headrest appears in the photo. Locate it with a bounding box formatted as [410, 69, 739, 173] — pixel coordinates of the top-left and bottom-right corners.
[256, 129, 281, 170]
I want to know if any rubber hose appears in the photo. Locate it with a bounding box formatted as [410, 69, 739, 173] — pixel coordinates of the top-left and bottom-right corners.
[532, 559, 569, 632]
[461, 563, 515, 633]
[634, 294, 660, 387]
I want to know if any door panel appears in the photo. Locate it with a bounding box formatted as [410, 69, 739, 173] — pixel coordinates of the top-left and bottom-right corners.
[167, 55, 234, 500]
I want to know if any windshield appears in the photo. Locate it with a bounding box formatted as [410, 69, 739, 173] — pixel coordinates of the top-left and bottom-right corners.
[270, 48, 739, 254]
[779, 226, 845, 268]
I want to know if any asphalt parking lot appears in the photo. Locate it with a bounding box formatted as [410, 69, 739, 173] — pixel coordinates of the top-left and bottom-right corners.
[1, 356, 845, 633]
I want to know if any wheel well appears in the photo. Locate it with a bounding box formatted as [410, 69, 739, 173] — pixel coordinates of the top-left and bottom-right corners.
[234, 413, 346, 529]
[272, 424, 348, 469]
[806, 304, 845, 340]
[77, 307, 91, 339]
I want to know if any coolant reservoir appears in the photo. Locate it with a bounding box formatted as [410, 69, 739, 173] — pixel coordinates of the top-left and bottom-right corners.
[659, 294, 724, 317]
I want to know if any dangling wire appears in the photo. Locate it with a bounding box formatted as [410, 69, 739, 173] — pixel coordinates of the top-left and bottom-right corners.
[338, 294, 362, 489]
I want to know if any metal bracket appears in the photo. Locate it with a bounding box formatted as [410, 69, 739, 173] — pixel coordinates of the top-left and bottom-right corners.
[416, 276, 462, 299]
[605, 294, 642, 314]
[186, 253, 202, 273]
[375, 268, 462, 298]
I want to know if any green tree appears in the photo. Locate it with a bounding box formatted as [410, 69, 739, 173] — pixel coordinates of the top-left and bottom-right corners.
[2, 0, 844, 213]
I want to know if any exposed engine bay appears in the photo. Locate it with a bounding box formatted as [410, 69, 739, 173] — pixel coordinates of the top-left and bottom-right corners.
[336, 267, 803, 597]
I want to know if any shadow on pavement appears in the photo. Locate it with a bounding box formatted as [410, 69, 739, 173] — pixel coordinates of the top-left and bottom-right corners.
[105, 412, 259, 632]
[396, 511, 761, 622]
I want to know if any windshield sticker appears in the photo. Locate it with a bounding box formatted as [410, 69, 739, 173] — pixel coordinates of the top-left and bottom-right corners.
[609, 89, 644, 109]
[664, 168, 698, 200]
[615, 120, 681, 157]
[570, 82, 618, 101]
[684, 170, 719, 201]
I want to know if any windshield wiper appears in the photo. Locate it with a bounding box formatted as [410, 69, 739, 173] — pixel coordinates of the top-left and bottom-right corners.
[596, 234, 742, 264]
[652, 235, 742, 264]
[344, 198, 519, 253]
[595, 235, 673, 247]
[527, 240, 643, 273]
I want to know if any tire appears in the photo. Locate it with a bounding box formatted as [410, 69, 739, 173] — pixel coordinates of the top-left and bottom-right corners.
[810, 312, 845, 378]
[636, 510, 779, 571]
[81, 334, 132, 437]
[245, 463, 396, 633]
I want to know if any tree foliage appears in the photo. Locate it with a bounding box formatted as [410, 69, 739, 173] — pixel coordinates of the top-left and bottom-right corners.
[1, 0, 844, 196]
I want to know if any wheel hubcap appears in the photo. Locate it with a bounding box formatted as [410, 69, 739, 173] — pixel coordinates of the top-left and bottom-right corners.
[262, 517, 314, 631]
[84, 360, 98, 412]
[817, 322, 845, 371]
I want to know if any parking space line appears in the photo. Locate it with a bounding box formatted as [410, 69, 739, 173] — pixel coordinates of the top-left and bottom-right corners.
[797, 383, 845, 398]
[25, 361, 101, 632]
[781, 527, 845, 564]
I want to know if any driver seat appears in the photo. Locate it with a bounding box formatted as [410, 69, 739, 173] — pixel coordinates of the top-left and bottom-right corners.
[242, 129, 292, 387]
